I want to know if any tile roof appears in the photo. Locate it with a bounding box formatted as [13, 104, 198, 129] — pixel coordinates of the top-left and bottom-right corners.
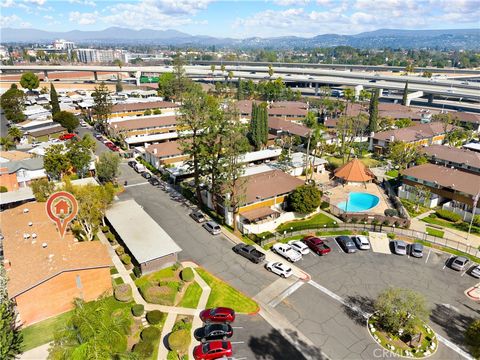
[2, 202, 112, 298]
[111, 101, 178, 113]
[146, 141, 184, 159]
[268, 117, 311, 137]
[423, 144, 480, 170]
[401, 163, 480, 197]
[109, 115, 177, 131]
[334, 158, 375, 182]
[372, 122, 454, 142]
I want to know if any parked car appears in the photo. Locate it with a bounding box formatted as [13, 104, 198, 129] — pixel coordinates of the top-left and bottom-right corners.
[128, 160, 136, 167]
[410, 243, 424, 258]
[391, 240, 407, 255]
[200, 307, 235, 324]
[190, 211, 206, 223]
[148, 177, 160, 186]
[335, 236, 357, 253]
[232, 244, 266, 264]
[302, 236, 331, 256]
[470, 265, 480, 278]
[272, 243, 302, 262]
[140, 171, 152, 179]
[265, 261, 292, 278]
[133, 163, 146, 173]
[194, 324, 233, 343]
[203, 221, 221, 235]
[193, 341, 232, 360]
[287, 240, 310, 255]
[451, 256, 470, 271]
[59, 133, 76, 141]
[351, 235, 371, 250]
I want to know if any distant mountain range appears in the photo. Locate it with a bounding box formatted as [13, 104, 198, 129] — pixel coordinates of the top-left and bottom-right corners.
[1, 27, 479, 50]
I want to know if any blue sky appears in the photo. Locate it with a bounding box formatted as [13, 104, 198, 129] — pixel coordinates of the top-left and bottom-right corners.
[1, 0, 479, 38]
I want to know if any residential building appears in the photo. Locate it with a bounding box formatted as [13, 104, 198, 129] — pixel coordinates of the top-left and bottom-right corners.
[105, 199, 182, 274]
[271, 152, 328, 177]
[368, 122, 454, 153]
[268, 117, 311, 139]
[144, 140, 188, 167]
[236, 100, 308, 121]
[2, 202, 112, 325]
[109, 101, 179, 119]
[422, 144, 480, 174]
[399, 163, 480, 221]
[53, 39, 75, 50]
[0, 157, 46, 191]
[0, 151, 32, 163]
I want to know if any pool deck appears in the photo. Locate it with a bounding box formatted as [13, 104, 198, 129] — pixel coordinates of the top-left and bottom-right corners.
[326, 183, 390, 216]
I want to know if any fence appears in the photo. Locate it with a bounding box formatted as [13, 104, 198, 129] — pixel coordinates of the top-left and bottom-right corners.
[261, 223, 480, 259]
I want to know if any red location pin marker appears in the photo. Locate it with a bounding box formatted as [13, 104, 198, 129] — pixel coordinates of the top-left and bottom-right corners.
[46, 191, 79, 238]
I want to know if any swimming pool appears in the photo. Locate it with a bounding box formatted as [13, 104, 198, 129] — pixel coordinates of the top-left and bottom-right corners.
[337, 192, 380, 212]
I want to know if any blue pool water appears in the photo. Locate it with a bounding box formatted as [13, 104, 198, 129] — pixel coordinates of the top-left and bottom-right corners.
[337, 192, 380, 212]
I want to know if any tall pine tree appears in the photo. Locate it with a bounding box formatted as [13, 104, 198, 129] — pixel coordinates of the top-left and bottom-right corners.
[402, 80, 409, 106]
[50, 82, 60, 116]
[249, 102, 259, 150]
[258, 102, 268, 148]
[368, 89, 379, 133]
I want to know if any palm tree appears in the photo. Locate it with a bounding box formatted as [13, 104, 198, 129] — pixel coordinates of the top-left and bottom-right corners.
[7, 126, 23, 143]
[0, 136, 15, 150]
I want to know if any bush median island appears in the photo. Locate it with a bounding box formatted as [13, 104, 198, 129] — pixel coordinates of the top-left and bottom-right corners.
[276, 212, 338, 233]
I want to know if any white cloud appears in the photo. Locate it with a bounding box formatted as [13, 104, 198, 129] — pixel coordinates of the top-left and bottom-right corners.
[273, 0, 310, 6]
[103, 0, 213, 29]
[69, 0, 96, 7]
[24, 0, 46, 5]
[69, 11, 99, 25]
[0, 0, 14, 8]
[43, 14, 53, 20]
[0, 14, 31, 28]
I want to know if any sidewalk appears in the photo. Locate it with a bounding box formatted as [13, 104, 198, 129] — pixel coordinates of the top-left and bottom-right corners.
[19, 343, 50, 360]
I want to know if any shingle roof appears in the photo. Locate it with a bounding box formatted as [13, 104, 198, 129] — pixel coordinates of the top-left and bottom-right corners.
[372, 122, 454, 142]
[28, 124, 66, 137]
[0, 151, 32, 162]
[423, 144, 480, 170]
[3, 202, 112, 298]
[146, 141, 184, 159]
[334, 158, 375, 182]
[111, 101, 178, 113]
[268, 117, 311, 137]
[109, 115, 177, 131]
[3, 157, 44, 173]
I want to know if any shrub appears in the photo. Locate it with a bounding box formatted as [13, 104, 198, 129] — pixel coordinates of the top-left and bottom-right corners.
[133, 266, 142, 278]
[114, 284, 132, 302]
[473, 215, 480, 227]
[429, 213, 437, 218]
[180, 268, 194, 282]
[153, 109, 162, 115]
[320, 201, 329, 210]
[287, 185, 322, 214]
[384, 209, 398, 217]
[382, 220, 390, 226]
[106, 232, 116, 242]
[0, 186, 8, 193]
[144, 109, 152, 116]
[101, 226, 110, 233]
[115, 246, 125, 256]
[171, 262, 181, 271]
[436, 209, 462, 223]
[146, 310, 164, 325]
[168, 329, 191, 354]
[133, 341, 154, 358]
[141, 326, 161, 342]
[131, 304, 144, 317]
[120, 254, 131, 265]
[387, 233, 396, 239]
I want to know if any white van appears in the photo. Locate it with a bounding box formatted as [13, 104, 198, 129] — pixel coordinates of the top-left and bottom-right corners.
[134, 163, 146, 173]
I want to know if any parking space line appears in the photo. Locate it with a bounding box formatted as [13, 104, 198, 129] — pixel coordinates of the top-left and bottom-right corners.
[333, 239, 343, 253]
[232, 326, 243, 329]
[268, 280, 304, 308]
[124, 182, 149, 188]
[231, 341, 245, 345]
[461, 270, 468, 277]
[425, 249, 432, 264]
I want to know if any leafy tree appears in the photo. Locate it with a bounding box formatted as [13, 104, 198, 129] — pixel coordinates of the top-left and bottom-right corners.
[53, 111, 79, 133]
[96, 152, 121, 184]
[7, 127, 22, 143]
[19, 72, 39, 91]
[50, 83, 60, 116]
[337, 114, 368, 164]
[268, 64, 274, 78]
[395, 118, 412, 129]
[0, 137, 15, 151]
[288, 185, 322, 214]
[387, 141, 422, 170]
[157, 72, 175, 100]
[248, 102, 268, 150]
[48, 297, 130, 360]
[374, 288, 430, 337]
[210, 64, 216, 74]
[237, 78, 245, 100]
[115, 78, 123, 93]
[31, 178, 56, 202]
[0, 300, 23, 360]
[67, 137, 94, 178]
[422, 71, 432, 78]
[368, 89, 379, 133]
[402, 80, 409, 106]
[465, 319, 480, 359]
[44, 144, 70, 180]
[0, 84, 26, 123]
[91, 82, 112, 134]
[304, 111, 318, 128]
[410, 185, 431, 212]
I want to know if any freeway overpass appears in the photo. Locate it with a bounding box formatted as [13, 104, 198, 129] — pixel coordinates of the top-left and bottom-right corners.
[1, 64, 480, 102]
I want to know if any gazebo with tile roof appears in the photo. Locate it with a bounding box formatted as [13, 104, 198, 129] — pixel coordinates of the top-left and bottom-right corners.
[334, 158, 375, 185]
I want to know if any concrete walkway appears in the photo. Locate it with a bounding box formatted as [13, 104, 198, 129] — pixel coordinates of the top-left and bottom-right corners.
[19, 343, 50, 360]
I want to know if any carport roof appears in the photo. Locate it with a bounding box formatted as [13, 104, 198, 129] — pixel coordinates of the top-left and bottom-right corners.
[106, 199, 182, 264]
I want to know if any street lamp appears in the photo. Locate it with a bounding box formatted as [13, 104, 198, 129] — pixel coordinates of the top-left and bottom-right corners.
[290, 227, 293, 236]
[392, 224, 396, 233]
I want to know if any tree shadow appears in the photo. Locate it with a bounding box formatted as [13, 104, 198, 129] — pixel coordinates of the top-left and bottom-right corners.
[342, 295, 375, 326]
[248, 328, 324, 360]
[430, 303, 475, 347]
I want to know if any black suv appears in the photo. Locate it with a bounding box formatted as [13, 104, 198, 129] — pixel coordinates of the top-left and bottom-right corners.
[194, 324, 233, 343]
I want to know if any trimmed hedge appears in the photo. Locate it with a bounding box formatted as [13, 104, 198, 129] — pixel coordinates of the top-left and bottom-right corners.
[133, 341, 154, 358]
[141, 326, 161, 342]
[115, 246, 125, 256]
[436, 209, 462, 223]
[146, 310, 164, 325]
[114, 284, 133, 302]
[180, 268, 194, 282]
[168, 329, 191, 354]
[320, 201, 329, 210]
[101, 226, 110, 233]
[133, 266, 141, 278]
[131, 304, 144, 317]
[120, 254, 131, 265]
[384, 209, 398, 217]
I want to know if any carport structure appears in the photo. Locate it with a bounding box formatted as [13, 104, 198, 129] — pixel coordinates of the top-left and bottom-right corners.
[106, 199, 182, 274]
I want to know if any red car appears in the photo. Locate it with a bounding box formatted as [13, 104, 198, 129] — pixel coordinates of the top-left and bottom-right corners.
[199, 307, 235, 324]
[59, 133, 76, 140]
[105, 142, 119, 151]
[193, 341, 232, 360]
[302, 236, 331, 256]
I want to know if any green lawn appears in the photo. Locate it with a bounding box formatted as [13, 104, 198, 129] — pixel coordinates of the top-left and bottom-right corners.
[20, 296, 132, 352]
[426, 227, 444, 238]
[196, 268, 259, 314]
[135, 266, 176, 289]
[114, 277, 125, 285]
[178, 281, 203, 309]
[326, 156, 380, 169]
[421, 216, 480, 235]
[400, 199, 430, 218]
[277, 212, 338, 233]
[385, 169, 399, 178]
[110, 267, 119, 275]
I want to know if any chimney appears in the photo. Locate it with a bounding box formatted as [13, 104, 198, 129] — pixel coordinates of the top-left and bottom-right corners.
[390, 135, 395, 142]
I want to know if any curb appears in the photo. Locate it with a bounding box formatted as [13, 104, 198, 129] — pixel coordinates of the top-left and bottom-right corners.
[465, 285, 480, 301]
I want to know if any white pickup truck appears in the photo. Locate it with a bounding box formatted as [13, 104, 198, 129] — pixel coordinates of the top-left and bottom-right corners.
[272, 243, 302, 263]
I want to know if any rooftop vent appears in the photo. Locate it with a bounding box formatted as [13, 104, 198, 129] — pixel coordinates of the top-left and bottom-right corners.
[23, 208, 29, 213]
[23, 233, 30, 239]
[32, 233, 37, 239]
[28, 222, 33, 226]
[42, 242, 48, 248]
